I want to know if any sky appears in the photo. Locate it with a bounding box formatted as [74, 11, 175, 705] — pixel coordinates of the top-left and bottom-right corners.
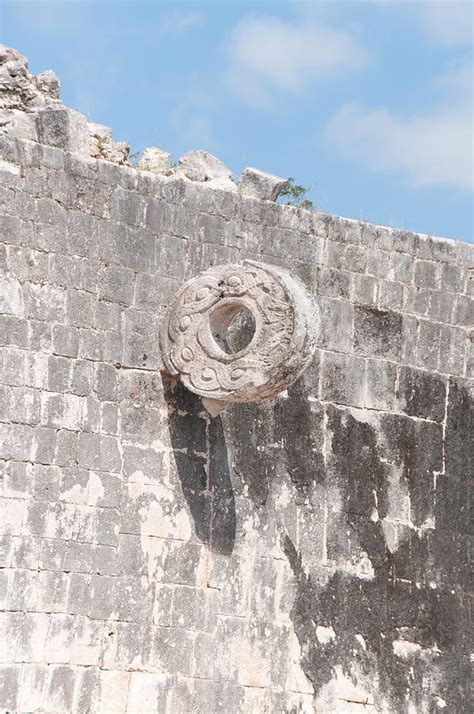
[1, 0, 473, 243]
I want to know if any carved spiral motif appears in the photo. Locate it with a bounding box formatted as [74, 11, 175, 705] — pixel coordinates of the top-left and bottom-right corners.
[160, 260, 319, 404]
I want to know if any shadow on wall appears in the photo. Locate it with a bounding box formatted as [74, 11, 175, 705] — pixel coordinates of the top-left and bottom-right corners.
[163, 374, 236, 555]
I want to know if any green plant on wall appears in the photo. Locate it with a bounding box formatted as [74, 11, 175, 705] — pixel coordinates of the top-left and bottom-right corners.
[279, 177, 314, 210]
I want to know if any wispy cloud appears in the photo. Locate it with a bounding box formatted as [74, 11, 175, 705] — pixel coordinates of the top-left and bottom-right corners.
[420, 0, 473, 47]
[159, 10, 202, 36]
[364, 0, 472, 47]
[4, 0, 87, 35]
[168, 83, 218, 152]
[325, 62, 473, 191]
[225, 15, 366, 107]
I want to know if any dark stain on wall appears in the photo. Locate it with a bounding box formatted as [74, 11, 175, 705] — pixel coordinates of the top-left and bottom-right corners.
[208, 415, 236, 554]
[164, 375, 235, 554]
[224, 358, 325, 505]
[223, 400, 277, 507]
[227, 378, 472, 713]
[273, 378, 326, 494]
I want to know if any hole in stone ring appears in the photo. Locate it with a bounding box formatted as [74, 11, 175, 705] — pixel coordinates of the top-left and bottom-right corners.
[209, 302, 256, 355]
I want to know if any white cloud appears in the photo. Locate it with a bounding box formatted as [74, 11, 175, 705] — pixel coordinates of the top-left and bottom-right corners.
[325, 63, 473, 191]
[226, 15, 366, 106]
[421, 0, 473, 47]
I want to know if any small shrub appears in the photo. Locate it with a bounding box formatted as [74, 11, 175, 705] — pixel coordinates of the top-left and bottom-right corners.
[279, 177, 314, 210]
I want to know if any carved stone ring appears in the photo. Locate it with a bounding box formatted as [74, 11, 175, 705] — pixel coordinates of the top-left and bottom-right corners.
[160, 260, 319, 415]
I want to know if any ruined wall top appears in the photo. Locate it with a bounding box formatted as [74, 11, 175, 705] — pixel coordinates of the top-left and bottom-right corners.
[0, 44, 286, 200]
[0, 42, 472, 262]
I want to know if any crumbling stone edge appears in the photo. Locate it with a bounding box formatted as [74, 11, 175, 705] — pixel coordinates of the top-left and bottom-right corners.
[0, 44, 286, 202]
[1, 42, 472, 258]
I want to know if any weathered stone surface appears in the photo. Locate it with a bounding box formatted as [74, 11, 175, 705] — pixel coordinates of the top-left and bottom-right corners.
[87, 121, 112, 145]
[0, 110, 37, 141]
[178, 149, 232, 184]
[238, 166, 286, 201]
[0, 43, 473, 714]
[0, 44, 62, 113]
[33, 70, 60, 99]
[398, 366, 447, 421]
[136, 146, 171, 174]
[160, 260, 319, 411]
[36, 108, 89, 157]
[87, 122, 130, 164]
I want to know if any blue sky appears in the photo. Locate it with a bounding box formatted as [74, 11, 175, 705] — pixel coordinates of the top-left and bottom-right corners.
[1, 0, 473, 242]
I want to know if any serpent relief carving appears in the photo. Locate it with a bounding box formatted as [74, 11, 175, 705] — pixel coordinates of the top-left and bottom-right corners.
[160, 260, 319, 415]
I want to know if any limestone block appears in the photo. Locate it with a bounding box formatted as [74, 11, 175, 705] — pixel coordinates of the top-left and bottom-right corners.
[441, 262, 465, 292]
[414, 259, 438, 288]
[316, 266, 351, 300]
[206, 175, 237, 191]
[137, 146, 171, 174]
[178, 149, 233, 183]
[0, 110, 38, 141]
[453, 294, 472, 326]
[391, 252, 413, 283]
[103, 141, 130, 164]
[160, 260, 319, 413]
[0, 45, 62, 112]
[367, 248, 391, 278]
[87, 121, 129, 164]
[238, 167, 286, 201]
[33, 70, 60, 99]
[0, 44, 28, 68]
[0, 133, 18, 163]
[353, 305, 402, 360]
[320, 351, 366, 407]
[98, 263, 135, 306]
[397, 366, 447, 421]
[36, 108, 90, 157]
[416, 320, 441, 371]
[88, 121, 113, 145]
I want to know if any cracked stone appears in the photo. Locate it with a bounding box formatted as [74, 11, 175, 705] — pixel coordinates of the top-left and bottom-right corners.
[33, 70, 60, 99]
[137, 147, 172, 175]
[238, 167, 286, 201]
[177, 150, 233, 183]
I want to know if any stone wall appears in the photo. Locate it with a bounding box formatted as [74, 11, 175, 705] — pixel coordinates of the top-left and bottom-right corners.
[0, 57, 473, 713]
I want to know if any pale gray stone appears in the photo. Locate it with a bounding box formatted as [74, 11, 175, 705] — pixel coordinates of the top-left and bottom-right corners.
[414, 259, 439, 288]
[88, 121, 130, 164]
[98, 264, 135, 305]
[77, 432, 101, 470]
[33, 69, 60, 99]
[320, 351, 366, 407]
[352, 273, 377, 305]
[36, 108, 89, 157]
[0, 110, 38, 141]
[160, 259, 319, 411]
[238, 167, 286, 201]
[88, 121, 113, 143]
[316, 266, 351, 300]
[178, 149, 233, 183]
[52, 324, 79, 358]
[0, 44, 28, 67]
[367, 248, 391, 278]
[137, 146, 172, 174]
